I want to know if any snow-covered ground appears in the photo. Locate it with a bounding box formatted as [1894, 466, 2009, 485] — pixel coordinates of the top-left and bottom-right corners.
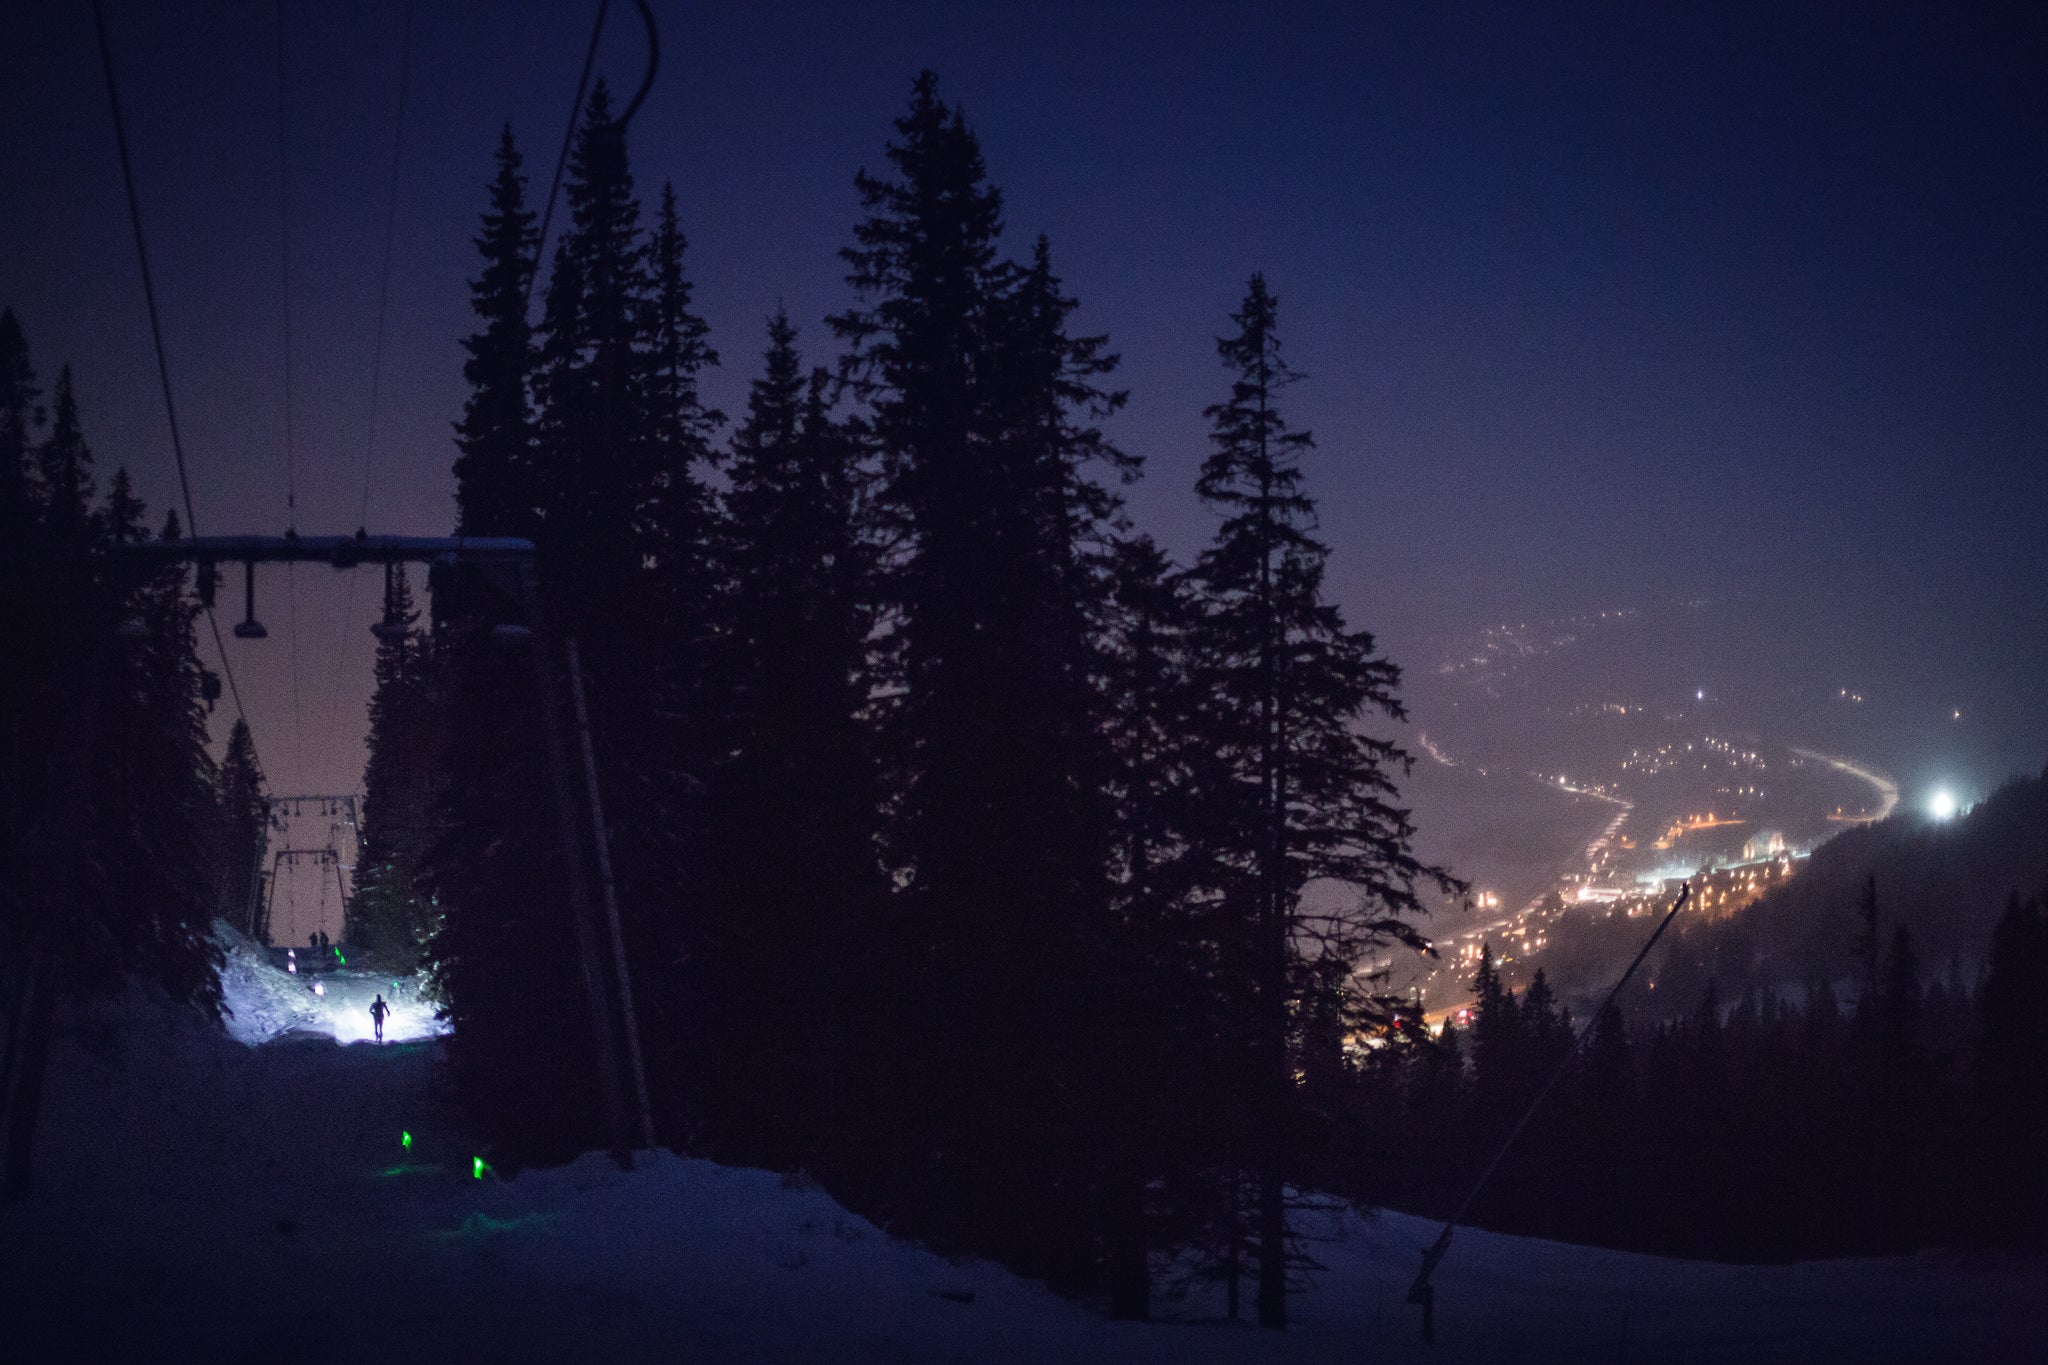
[1, 934, 2039, 1362]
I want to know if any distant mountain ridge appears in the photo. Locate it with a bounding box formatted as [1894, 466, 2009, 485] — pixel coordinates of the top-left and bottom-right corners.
[1662, 765, 2048, 996]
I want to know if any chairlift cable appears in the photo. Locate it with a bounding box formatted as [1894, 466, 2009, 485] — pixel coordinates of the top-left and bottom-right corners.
[526, 0, 611, 316]
[275, 0, 307, 780]
[90, 0, 254, 736]
[275, 0, 299, 535]
[618, 0, 660, 128]
[328, 0, 415, 752]
[354, 0, 415, 536]
[1406, 881, 1693, 1332]
[526, 0, 659, 318]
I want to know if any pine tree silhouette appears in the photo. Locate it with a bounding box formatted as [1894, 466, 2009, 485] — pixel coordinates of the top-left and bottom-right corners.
[453, 127, 540, 539]
[828, 70, 1147, 1295]
[692, 311, 875, 1163]
[353, 565, 439, 963]
[1188, 275, 1456, 1326]
[215, 719, 267, 935]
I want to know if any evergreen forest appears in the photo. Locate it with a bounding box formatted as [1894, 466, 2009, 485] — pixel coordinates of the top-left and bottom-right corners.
[3, 72, 2044, 1326]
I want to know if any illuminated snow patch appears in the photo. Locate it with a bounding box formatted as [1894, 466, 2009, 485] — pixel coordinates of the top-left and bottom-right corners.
[322, 985, 446, 1046]
[215, 921, 447, 1047]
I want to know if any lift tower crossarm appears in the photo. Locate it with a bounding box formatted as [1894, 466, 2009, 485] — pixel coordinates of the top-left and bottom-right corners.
[111, 533, 537, 570]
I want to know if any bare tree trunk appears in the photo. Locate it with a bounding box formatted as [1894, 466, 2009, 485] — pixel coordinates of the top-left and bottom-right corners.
[0, 961, 27, 1110]
[1106, 1160, 1150, 1320]
[1256, 872, 1291, 1329]
[1224, 1177, 1242, 1322]
[1, 951, 58, 1202]
[1256, 1162, 1287, 1328]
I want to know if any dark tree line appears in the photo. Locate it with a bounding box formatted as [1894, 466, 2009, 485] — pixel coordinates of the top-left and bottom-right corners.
[345, 564, 439, 964]
[1315, 895, 2048, 1261]
[362, 73, 1452, 1325]
[0, 307, 267, 1198]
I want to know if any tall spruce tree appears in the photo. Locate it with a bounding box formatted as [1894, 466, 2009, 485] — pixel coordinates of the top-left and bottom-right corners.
[1098, 531, 1236, 1318]
[831, 71, 1139, 1289]
[4, 365, 225, 1196]
[693, 313, 875, 1161]
[429, 123, 594, 1158]
[432, 90, 723, 1160]
[215, 718, 267, 936]
[1189, 275, 1455, 1327]
[105, 505, 224, 1004]
[0, 309, 43, 887]
[453, 127, 540, 539]
[528, 81, 680, 952]
[532, 81, 656, 611]
[39, 367, 95, 534]
[645, 180, 721, 583]
[643, 179, 722, 680]
[351, 565, 440, 964]
[0, 308, 35, 526]
[632, 182, 724, 1115]
[1979, 891, 2048, 1240]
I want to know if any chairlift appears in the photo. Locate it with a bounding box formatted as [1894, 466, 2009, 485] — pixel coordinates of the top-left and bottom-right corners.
[332, 527, 369, 570]
[199, 668, 222, 707]
[231, 561, 268, 639]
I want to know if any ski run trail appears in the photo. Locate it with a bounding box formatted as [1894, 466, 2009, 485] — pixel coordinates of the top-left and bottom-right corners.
[1, 927, 2039, 1363]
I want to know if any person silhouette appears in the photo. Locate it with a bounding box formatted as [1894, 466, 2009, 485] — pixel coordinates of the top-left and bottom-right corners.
[369, 994, 390, 1044]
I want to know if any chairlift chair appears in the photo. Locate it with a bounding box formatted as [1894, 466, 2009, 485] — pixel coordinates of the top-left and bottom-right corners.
[231, 561, 268, 639]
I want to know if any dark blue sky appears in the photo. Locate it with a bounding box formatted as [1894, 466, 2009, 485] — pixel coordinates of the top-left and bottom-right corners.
[5, 0, 2044, 798]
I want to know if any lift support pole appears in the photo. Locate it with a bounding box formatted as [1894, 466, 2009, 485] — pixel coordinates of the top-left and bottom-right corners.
[1406, 881, 1690, 1341]
[513, 557, 637, 1169]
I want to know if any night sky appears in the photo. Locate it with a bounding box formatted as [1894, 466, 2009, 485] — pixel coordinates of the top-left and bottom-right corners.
[6, 0, 2044, 804]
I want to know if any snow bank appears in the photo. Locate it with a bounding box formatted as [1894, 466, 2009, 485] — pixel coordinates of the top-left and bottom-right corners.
[2, 968, 2039, 1362]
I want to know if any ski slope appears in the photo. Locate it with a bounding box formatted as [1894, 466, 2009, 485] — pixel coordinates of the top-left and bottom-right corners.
[0, 933, 2039, 1362]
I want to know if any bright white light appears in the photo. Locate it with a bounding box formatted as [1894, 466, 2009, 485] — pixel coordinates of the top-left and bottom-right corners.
[1928, 789, 1957, 821]
[1696, 689, 1705, 701]
[325, 995, 442, 1046]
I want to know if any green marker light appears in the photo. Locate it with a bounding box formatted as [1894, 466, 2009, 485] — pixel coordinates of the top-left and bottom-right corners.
[472, 1156, 489, 1180]
[335, 949, 347, 964]
[401, 1130, 413, 1151]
